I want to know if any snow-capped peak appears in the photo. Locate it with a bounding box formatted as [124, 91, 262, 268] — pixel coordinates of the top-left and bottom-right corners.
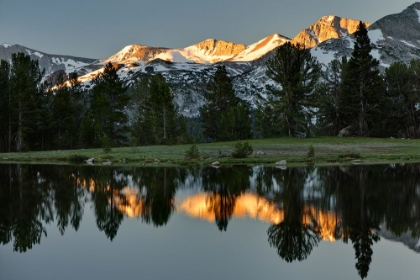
[152, 39, 247, 64]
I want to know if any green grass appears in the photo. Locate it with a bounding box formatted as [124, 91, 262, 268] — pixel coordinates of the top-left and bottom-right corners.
[1, 137, 420, 167]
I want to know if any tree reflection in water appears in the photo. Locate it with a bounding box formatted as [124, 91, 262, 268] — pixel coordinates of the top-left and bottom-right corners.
[266, 168, 321, 262]
[201, 166, 251, 231]
[1, 164, 420, 278]
[136, 168, 181, 227]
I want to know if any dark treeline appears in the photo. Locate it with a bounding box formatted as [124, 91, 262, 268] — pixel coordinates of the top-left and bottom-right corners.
[1, 164, 420, 278]
[2, 22, 420, 152]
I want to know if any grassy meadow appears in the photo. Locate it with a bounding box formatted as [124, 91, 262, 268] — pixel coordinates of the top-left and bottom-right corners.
[1, 137, 420, 167]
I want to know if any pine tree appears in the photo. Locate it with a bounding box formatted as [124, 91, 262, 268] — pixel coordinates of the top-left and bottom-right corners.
[253, 104, 281, 138]
[8, 52, 45, 151]
[0, 60, 11, 152]
[132, 74, 188, 145]
[220, 102, 252, 141]
[339, 22, 385, 136]
[51, 75, 78, 149]
[384, 60, 420, 138]
[148, 73, 176, 143]
[317, 57, 348, 136]
[131, 76, 151, 144]
[67, 72, 86, 148]
[90, 62, 129, 146]
[200, 65, 241, 141]
[265, 42, 321, 137]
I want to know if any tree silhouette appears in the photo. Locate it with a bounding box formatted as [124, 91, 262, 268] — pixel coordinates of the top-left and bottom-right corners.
[265, 42, 321, 137]
[91, 169, 125, 241]
[267, 168, 321, 262]
[6, 53, 46, 151]
[0, 60, 11, 152]
[201, 166, 251, 231]
[339, 22, 385, 136]
[338, 166, 381, 279]
[200, 65, 241, 141]
[90, 62, 129, 146]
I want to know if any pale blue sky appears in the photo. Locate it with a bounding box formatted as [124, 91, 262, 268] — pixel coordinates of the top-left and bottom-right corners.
[0, 0, 417, 59]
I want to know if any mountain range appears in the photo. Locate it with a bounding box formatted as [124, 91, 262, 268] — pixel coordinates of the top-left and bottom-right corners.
[2, 3, 420, 116]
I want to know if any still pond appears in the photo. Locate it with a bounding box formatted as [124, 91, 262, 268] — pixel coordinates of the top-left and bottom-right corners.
[1, 164, 420, 280]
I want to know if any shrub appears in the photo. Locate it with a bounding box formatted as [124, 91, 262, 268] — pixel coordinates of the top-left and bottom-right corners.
[102, 134, 114, 154]
[307, 145, 315, 159]
[185, 144, 200, 159]
[232, 141, 253, 158]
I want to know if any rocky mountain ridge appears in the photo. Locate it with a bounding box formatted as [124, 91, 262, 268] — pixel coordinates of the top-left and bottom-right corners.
[291, 15, 372, 48]
[0, 13, 366, 77]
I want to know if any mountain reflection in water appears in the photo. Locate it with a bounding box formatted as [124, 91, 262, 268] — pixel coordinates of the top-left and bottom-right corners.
[1, 164, 420, 279]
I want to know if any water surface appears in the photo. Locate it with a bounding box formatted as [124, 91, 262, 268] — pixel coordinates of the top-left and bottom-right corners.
[1, 164, 420, 279]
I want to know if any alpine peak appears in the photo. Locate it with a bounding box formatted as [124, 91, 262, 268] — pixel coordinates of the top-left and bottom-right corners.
[291, 15, 371, 48]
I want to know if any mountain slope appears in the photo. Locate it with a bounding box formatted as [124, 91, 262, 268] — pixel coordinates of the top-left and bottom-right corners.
[229, 34, 290, 62]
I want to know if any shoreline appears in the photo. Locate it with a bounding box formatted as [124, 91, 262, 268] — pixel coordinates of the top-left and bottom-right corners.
[1, 137, 420, 167]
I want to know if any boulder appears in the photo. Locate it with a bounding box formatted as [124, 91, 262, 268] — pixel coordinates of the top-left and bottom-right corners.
[338, 125, 352, 137]
[275, 160, 287, 166]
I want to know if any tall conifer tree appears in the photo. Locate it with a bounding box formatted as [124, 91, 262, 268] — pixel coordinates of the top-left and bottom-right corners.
[317, 57, 348, 136]
[200, 65, 241, 141]
[9, 53, 45, 151]
[0, 60, 11, 152]
[148, 73, 178, 144]
[338, 22, 385, 136]
[132, 74, 188, 145]
[265, 42, 321, 137]
[90, 62, 129, 146]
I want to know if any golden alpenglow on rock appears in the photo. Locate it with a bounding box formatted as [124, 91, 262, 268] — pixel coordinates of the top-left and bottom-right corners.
[291, 15, 371, 48]
[193, 39, 246, 57]
[104, 44, 168, 64]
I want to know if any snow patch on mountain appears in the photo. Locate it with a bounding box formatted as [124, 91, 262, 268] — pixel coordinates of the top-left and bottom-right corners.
[105, 45, 141, 64]
[154, 50, 195, 63]
[231, 34, 289, 62]
[26, 49, 43, 58]
[368, 28, 385, 44]
[310, 47, 337, 67]
[401, 40, 418, 48]
[78, 68, 105, 84]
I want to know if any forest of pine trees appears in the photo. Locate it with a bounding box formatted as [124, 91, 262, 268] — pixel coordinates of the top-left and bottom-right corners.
[2, 22, 420, 153]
